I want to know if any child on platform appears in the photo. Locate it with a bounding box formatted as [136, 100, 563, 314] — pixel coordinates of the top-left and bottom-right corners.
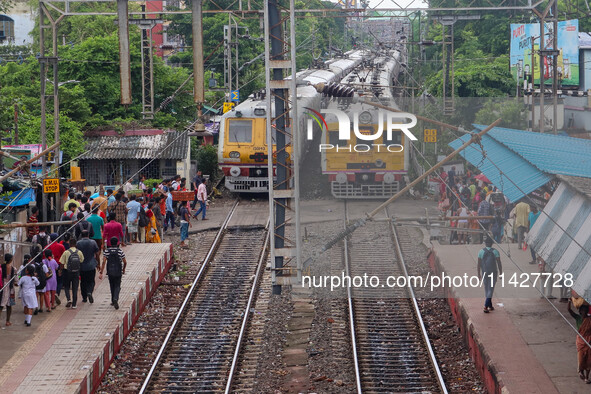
[19, 265, 39, 326]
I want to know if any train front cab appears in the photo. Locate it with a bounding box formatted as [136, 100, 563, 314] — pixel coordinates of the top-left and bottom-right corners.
[323, 122, 407, 199]
[221, 116, 292, 193]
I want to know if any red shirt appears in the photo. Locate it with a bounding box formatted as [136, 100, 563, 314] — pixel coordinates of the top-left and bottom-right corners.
[27, 215, 39, 239]
[103, 221, 124, 247]
[48, 242, 66, 264]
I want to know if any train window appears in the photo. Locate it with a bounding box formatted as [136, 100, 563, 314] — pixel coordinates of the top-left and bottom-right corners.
[384, 130, 402, 145]
[328, 131, 345, 146]
[228, 119, 252, 143]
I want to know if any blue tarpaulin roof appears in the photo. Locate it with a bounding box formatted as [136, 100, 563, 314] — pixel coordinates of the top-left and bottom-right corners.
[449, 132, 552, 203]
[0, 188, 35, 207]
[473, 125, 591, 178]
[450, 125, 591, 202]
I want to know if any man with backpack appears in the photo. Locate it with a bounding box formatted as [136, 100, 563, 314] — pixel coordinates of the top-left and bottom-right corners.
[60, 202, 79, 236]
[74, 212, 95, 240]
[477, 237, 503, 313]
[99, 237, 127, 310]
[77, 230, 100, 304]
[59, 238, 85, 309]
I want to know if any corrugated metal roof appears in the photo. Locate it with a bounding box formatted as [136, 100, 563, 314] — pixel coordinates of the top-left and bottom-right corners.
[79, 132, 189, 160]
[557, 175, 591, 199]
[527, 181, 591, 302]
[473, 125, 591, 177]
[580, 32, 591, 48]
[448, 134, 553, 203]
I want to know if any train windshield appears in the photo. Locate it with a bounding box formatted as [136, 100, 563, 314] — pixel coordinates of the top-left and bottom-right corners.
[384, 130, 402, 145]
[228, 119, 253, 143]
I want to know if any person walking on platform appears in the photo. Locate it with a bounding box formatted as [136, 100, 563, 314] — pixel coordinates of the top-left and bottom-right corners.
[103, 213, 125, 248]
[513, 200, 530, 250]
[193, 178, 209, 220]
[1, 254, 17, 326]
[77, 230, 100, 304]
[99, 237, 127, 310]
[145, 202, 162, 243]
[163, 190, 175, 232]
[59, 238, 84, 309]
[48, 233, 65, 305]
[43, 250, 59, 310]
[19, 265, 39, 327]
[477, 237, 503, 313]
[179, 201, 192, 248]
[569, 302, 591, 383]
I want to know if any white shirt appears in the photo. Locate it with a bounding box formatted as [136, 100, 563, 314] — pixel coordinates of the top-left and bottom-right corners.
[197, 183, 207, 202]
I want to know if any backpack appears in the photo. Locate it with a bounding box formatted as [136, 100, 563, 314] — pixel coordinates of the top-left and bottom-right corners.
[37, 233, 48, 250]
[138, 206, 149, 227]
[481, 248, 497, 273]
[67, 249, 81, 273]
[106, 248, 122, 276]
[34, 261, 47, 290]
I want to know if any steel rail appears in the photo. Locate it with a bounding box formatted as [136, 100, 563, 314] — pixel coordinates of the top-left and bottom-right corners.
[138, 200, 239, 394]
[224, 219, 270, 393]
[386, 206, 448, 394]
[343, 201, 363, 394]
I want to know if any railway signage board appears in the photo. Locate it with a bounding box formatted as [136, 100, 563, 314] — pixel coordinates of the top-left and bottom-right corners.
[230, 90, 240, 102]
[43, 178, 60, 194]
[424, 129, 437, 143]
[223, 102, 235, 113]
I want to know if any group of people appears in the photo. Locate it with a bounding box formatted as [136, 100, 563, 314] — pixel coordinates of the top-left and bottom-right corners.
[0, 230, 127, 327]
[437, 167, 542, 249]
[0, 171, 211, 328]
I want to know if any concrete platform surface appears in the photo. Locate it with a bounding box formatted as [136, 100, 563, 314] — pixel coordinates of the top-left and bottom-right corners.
[0, 243, 173, 394]
[430, 242, 586, 394]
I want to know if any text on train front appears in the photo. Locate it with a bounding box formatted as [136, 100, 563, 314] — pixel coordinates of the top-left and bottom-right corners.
[305, 108, 418, 152]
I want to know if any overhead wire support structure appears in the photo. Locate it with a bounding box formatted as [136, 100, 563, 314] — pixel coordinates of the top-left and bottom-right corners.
[265, 0, 300, 294]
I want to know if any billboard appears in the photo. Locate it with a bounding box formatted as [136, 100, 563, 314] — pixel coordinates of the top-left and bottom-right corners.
[2, 144, 62, 177]
[510, 19, 579, 87]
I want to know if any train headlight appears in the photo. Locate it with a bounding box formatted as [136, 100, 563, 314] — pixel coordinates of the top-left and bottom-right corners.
[383, 173, 395, 184]
[229, 151, 240, 158]
[336, 173, 347, 184]
[375, 159, 384, 168]
[361, 174, 369, 181]
[230, 166, 241, 177]
[359, 111, 372, 124]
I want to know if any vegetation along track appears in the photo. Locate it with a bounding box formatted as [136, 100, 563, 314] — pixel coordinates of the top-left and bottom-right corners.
[139, 201, 269, 393]
[344, 201, 447, 393]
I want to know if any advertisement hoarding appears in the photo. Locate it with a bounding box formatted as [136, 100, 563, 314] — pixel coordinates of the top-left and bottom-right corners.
[510, 19, 579, 87]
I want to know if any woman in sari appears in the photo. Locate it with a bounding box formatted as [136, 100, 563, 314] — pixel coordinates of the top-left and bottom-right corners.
[575, 304, 591, 383]
[145, 202, 162, 243]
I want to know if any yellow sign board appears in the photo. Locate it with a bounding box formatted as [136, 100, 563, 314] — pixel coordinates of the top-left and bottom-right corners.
[223, 102, 235, 113]
[424, 128, 437, 143]
[43, 178, 60, 194]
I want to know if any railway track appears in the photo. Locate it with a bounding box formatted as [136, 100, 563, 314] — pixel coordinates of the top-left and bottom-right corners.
[139, 202, 269, 393]
[344, 202, 447, 393]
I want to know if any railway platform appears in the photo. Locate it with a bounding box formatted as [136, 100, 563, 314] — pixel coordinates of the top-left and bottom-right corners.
[0, 243, 173, 394]
[429, 241, 586, 393]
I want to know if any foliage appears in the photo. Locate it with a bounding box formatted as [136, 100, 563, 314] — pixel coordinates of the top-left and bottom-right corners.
[0, 0, 13, 13]
[475, 99, 528, 129]
[194, 145, 218, 179]
[143, 178, 163, 189]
